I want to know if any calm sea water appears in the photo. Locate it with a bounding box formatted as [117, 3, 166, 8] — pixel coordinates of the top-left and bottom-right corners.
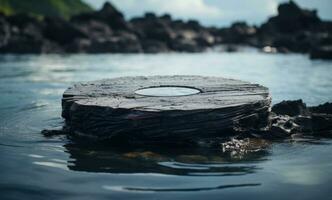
[1, 51, 332, 200]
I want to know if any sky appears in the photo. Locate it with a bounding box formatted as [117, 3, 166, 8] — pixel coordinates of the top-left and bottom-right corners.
[83, 0, 332, 27]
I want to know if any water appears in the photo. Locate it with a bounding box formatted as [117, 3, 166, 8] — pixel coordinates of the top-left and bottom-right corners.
[0, 51, 332, 199]
[135, 86, 201, 97]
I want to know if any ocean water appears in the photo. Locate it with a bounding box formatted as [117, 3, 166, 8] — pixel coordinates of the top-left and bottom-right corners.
[0, 51, 332, 200]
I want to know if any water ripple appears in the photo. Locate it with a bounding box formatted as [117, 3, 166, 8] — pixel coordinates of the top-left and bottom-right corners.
[102, 183, 261, 193]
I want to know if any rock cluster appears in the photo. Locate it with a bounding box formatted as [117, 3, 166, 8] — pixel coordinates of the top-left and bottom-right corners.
[0, 1, 331, 59]
[257, 1, 332, 59]
[268, 100, 332, 138]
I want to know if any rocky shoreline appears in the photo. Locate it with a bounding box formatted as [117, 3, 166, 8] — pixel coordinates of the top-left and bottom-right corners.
[0, 1, 331, 59]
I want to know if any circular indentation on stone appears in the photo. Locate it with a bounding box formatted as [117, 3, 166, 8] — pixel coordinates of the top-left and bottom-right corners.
[135, 86, 201, 97]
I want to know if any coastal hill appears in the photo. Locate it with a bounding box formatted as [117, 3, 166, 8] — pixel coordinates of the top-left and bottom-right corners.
[0, 0, 331, 59]
[0, 0, 92, 19]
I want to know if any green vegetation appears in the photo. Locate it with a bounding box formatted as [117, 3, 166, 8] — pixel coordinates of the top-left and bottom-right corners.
[0, 0, 93, 19]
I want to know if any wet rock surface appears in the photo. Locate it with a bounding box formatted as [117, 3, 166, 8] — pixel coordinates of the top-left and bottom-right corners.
[61, 76, 271, 145]
[0, 1, 331, 58]
[271, 99, 309, 116]
[41, 76, 332, 147]
[270, 100, 332, 137]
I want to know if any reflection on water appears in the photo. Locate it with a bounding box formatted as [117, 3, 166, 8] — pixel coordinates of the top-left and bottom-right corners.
[65, 141, 268, 175]
[1, 52, 332, 199]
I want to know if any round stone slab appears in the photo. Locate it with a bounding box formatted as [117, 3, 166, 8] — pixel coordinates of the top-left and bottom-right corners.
[62, 76, 271, 143]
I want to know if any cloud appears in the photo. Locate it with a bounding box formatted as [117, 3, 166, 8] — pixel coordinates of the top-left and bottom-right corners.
[83, 0, 332, 27]
[108, 0, 223, 19]
[84, 0, 276, 26]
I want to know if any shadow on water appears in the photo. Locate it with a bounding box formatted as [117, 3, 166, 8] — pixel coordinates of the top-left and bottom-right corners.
[64, 140, 270, 176]
[103, 183, 261, 192]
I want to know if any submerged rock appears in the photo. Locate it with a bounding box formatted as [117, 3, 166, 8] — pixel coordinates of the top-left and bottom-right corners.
[221, 138, 270, 157]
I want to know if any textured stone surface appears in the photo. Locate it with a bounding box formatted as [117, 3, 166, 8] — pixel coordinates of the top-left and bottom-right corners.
[270, 100, 332, 137]
[62, 76, 271, 144]
[271, 99, 309, 116]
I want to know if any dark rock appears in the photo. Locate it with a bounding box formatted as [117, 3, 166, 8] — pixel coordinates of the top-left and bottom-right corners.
[269, 114, 299, 137]
[261, 1, 320, 34]
[73, 20, 113, 40]
[310, 102, 332, 114]
[71, 2, 130, 31]
[6, 13, 41, 29]
[277, 47, 291, 53]
[86, 32, 142, 53]
[170, 37, 203, 52]
[319, 21, 332, 32]
[131, 16, 176, 43]
[195, 32, 215, 47]
[7, 13, 45, 41]
[270, 100, 332, 137]
[70, 10, 143, 53]
[0, 0, 331, 55]
[0, 15, 10, 47]
[0, 13, 64, 54]
[218, 22, 257, 44]
[160, 14, 172, 21]
[311, 114, 332, 134]
[272, 99, 309, 116]
[187, 20, 201, 31]
[225, 45, 239, 52]
[141, 39, 169, 53]
[131, 12, 217, 52]
[293, 115, 313, 133]
[0, 37, 62, 54]
[170, 19, 185, 29]
[256, 0, 330, 55]
[310, 46, 332, 60]
[278, 1, 320, 23]
[144, 12, 157, 19]
[271, 32, 315, 53]
[66, 38, 91, 53]
[44, 17, 87, 45]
